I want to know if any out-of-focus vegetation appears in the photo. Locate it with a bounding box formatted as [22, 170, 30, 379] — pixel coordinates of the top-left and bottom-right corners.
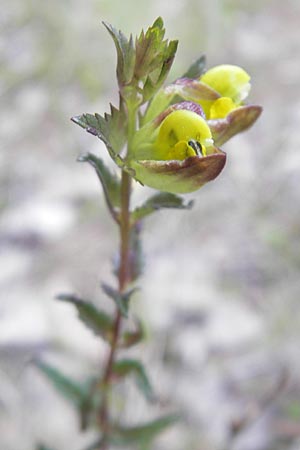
[1, 0, 300, 449]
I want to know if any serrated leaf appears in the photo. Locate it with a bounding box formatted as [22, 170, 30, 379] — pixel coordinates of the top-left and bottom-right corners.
[109, 414, 179, 446]
[35, 360, 86, 407]
[71, 103, 127, 163]
[78, 152, 121, 218]
[112, 358, 154, 402]
[103, 22, 136, 86]
[101, 283, 137, 318]
[57, 294, 113, 342]
[182, 55, 206, 79]
[131, 192, 194, 223]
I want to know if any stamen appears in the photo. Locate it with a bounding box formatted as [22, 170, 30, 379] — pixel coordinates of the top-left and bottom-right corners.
[188, 139, 203, 156]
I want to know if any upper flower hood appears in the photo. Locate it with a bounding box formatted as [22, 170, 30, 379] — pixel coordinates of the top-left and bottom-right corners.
[198, 64, 251, 119]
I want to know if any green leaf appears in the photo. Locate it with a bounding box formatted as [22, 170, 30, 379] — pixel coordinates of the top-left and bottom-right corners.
[182, 55, 206, 79]
[35, 360, 86, 407]
[78, 153, 121, 218]
[57, 294, 113, 342]
[112, 358, 154, 402]
[109, 414, 179, 446]
[71, 103, 127, 164]
[131, 192, 193, 223]
[101, 283, 137, 318]
[103, 22, 136, 86]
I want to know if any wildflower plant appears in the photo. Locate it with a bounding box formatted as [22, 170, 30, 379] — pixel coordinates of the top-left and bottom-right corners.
[36, 18, 262, 450]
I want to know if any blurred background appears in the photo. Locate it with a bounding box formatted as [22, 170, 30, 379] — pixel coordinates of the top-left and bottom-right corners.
[1, 0, 300, 449]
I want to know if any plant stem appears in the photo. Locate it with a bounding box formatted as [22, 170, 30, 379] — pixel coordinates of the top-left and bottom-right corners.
[98, 170, 132, 449]
[98, 99, 136, 449]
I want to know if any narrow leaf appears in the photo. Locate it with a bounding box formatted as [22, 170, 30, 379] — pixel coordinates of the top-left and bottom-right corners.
[109, 414, 179, 446]
[182, 55, 206, 79]
[132, 192, 193, 223]
[101, 284, 137, 318]
[35, 360, 85, 407]
[57, 294, 113, 342]
[112, 358, 154, 402]
[78, 153, 121, 218]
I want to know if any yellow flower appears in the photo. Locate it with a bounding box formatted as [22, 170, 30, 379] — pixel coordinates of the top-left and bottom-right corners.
[199, 64, 251, 119]
[128, 103, 226, 194]
[152, 109, 213, 160]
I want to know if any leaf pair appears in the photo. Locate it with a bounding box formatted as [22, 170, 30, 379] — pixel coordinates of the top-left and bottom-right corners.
[57, 293, 141, 347]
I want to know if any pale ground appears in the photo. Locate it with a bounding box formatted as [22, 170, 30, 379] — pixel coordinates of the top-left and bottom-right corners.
[1, 0, 300, 449]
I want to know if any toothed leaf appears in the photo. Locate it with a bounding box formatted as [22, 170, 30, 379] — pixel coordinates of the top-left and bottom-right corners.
[103, 22, 136, 86]
[71, 103, 127, 163]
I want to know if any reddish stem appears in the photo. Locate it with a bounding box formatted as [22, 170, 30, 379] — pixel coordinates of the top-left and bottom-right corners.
[98, 170, 131, 448]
